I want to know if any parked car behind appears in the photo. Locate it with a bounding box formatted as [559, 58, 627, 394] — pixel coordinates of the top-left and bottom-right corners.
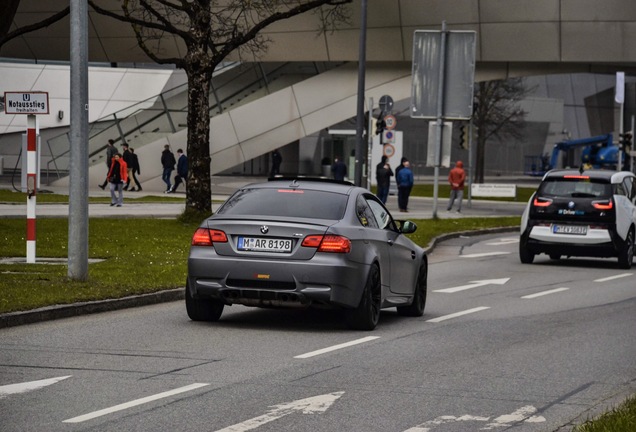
[519, 169, 636, 268]
[186, 177, 428, 330]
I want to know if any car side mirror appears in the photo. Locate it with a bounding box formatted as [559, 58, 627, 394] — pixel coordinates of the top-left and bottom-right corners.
[399, 220, 417, 234]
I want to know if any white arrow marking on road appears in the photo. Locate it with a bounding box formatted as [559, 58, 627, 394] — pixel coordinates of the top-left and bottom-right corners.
[594, 273, 633, 282]
[460, 252, 511, 258]
[434, 278, 510, 294]
[63, 383, 210, 423]
[0, 375, 72, 398]
[213, 391, 345, 432]
[402, 405, 545, 431]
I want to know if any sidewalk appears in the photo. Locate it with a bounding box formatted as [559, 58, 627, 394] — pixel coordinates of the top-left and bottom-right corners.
[0, 176, 527, 220]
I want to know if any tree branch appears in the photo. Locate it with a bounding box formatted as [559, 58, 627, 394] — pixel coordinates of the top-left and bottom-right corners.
[0, 6, 70, 49]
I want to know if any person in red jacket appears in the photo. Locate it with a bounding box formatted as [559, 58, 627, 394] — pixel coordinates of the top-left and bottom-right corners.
[107, 153, 128, 207]
[447, 160, 466, 212]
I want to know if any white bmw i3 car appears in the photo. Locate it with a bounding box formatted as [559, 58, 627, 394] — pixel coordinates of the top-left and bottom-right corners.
[519, 169, 636, 268]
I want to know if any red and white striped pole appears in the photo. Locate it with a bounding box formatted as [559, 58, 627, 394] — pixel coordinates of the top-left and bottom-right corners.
[26, 114, 38, 263]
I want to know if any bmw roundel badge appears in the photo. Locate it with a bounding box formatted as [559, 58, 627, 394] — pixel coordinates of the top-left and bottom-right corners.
[260, 225, 269, 234]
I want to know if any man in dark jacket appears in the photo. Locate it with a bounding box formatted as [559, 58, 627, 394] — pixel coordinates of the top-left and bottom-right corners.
[99, 139, 117, 190]
[161, 145, 176, 192]
[375, 155, 393, 204]
[169, 149, 188, 193]
[128, 147, 142, 191]
[121, 143, 133, 190]
[331, 156, 347, 181]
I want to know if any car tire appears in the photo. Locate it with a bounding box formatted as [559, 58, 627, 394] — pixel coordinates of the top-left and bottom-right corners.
[397, 261, 427, 317]
[185, 282, 224, 322]
[519, 241, 535, 264]
[617, 229, 634, 269]
[346, 264, 381, 331]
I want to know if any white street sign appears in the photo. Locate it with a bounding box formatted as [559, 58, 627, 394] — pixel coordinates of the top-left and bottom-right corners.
[4, 92, 50, 114]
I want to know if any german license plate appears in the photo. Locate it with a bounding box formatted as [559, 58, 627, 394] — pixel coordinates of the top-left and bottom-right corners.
[237, 237, 292, 253]
[552, 224, 587, 235]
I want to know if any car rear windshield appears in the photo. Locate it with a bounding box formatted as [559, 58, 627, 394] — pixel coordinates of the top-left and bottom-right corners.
[538, 178, 612, 198]
[217, 188, 348, 220]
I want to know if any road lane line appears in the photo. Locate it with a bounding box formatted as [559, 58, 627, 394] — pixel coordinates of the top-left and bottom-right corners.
[426, 307, 490, 323]
[460, 252, 510, 258]
[294, 336, 380, 359]
[594, 273, 633, 282]
[521, 287, 569, 299]
[63, 383, 210, 423]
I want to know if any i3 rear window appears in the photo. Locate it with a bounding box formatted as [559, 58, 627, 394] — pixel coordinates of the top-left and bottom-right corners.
[538, 178, 612, 198]
[217, 188, 348, 220]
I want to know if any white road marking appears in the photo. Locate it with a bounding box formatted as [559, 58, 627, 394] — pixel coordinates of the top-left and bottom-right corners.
[0, 376, 71, 398]
[213, 391, 344, 432]
[522, 287, 569, 299]
[484, 238, 519, 245]
[594, 273, 633, 282]
[63, 383, 210, 423]
[460, 252, 510, 258]
[426, 307, 490, 323]
[434, 278, 510, 294]
[294, 336, 379, 359]
[402, 405, 545, 431]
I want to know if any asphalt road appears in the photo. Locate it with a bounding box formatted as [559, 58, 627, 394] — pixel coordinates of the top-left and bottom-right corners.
[1, 232, 634, 432]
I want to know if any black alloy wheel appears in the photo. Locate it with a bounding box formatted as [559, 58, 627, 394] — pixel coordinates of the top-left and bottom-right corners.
[397, 261, 427, 317]
[185, 281, 224, 322]
[346, 264, 381, 330]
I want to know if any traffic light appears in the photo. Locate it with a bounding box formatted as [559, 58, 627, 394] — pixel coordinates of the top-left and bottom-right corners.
[619, 131, 633, 151]
[375, 117, 386, 136]
[458, 124, 469, 149]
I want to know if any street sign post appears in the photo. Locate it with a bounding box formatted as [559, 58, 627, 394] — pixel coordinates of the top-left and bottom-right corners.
[4, 91, 49, 263]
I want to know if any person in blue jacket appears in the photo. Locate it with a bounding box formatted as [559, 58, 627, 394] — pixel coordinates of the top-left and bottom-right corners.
[395, 160, 414, 212]
[168, 149, 188, 193]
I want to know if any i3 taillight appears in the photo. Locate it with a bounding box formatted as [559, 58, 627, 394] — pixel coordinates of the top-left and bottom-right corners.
[191, 228, 227, 246]
[592, 199, 613, 210]
[533, 197, 553, 207]
[302, 235, 351, 253]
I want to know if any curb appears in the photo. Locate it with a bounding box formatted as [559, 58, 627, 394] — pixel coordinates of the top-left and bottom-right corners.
[0, 227, 519, 329]
[0, 288, 184, 329]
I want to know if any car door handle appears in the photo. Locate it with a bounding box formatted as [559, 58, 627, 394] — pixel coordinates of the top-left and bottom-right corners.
[411, 251, 416, 259]
[387, 239, 394, 246]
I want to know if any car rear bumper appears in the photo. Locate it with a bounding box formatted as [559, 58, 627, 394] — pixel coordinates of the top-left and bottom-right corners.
[187, 250, 368, 309]
[523, 224, 622, 258]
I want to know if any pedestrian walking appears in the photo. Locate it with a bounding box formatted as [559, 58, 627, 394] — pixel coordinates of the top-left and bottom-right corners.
[270, 149, 282, 177]
[98, 139, 117, 190]
[375, 155, 393, 204]
[107, 153, 128, 207]
[396, 160, 414, 212]
[169, 149, 188, 193]
[331, 156, 347, 181]
[395, 156, 408, 190]
[121, 143, 133, 190]
[447, 160, 466, 212]
[128, 147, 142, 191]
[161, 144, 176, 193]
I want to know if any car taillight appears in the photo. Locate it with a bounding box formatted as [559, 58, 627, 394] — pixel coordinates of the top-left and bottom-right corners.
[533, 197, 552, 207]
[592, 199, 613, 210]
[302, 235, 351, 253]
[191, 228, 227, 246]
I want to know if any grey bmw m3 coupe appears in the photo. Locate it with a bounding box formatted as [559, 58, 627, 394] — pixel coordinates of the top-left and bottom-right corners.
[186, 178, 427, 330]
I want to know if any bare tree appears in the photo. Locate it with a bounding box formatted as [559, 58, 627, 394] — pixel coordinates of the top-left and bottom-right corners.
[87, 0, 352, 217]
[472, 78, 532, 183]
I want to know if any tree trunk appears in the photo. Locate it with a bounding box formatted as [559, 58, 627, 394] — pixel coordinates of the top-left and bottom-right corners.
[475, 136, 486, 183]
[185, 67, 213, 215]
